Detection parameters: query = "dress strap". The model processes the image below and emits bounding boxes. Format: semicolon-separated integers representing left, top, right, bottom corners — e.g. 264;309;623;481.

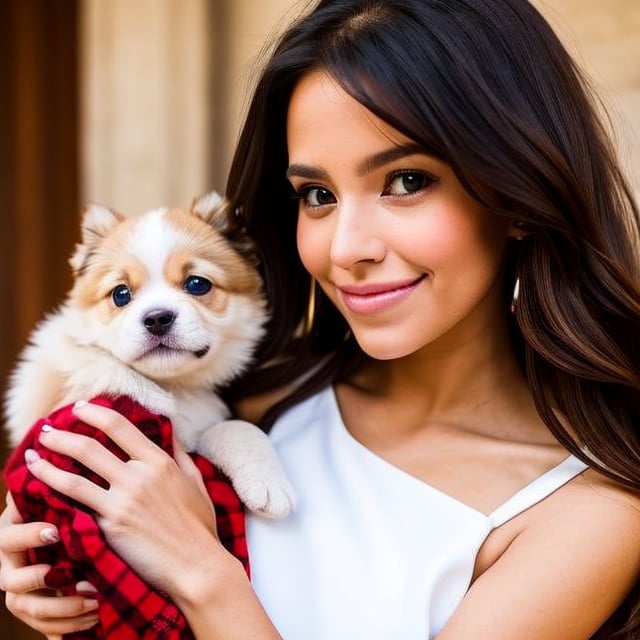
489;455;589;527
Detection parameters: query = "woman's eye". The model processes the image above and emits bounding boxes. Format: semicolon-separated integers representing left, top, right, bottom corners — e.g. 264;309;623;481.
296;186;336;207
112;284;132;307
184;275;213;296
384;171;436;196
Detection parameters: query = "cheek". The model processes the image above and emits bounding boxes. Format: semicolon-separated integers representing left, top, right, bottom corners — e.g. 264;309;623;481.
296;216;329;277
391;212;462;267
95;298;122;325
408;207;506;269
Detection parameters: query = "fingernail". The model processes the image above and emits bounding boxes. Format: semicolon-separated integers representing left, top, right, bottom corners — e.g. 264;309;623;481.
83;599;99;612
25;449;40;465
41;424;53;434
40;527;60;544
78;616;100;630
73;400;89;411
76;580;98;594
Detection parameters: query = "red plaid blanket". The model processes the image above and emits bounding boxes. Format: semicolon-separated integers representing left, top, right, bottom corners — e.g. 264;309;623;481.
3;395;249;639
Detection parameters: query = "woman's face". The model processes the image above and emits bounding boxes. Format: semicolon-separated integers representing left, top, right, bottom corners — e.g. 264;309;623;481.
287;71;513;360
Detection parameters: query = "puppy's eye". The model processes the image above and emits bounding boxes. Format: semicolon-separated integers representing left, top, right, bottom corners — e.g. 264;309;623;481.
184;275;212;296
112;284;132;307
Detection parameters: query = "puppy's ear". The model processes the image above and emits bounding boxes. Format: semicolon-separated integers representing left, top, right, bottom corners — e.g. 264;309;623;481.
190;190;233;234
190;190;259;265
69;204;124;274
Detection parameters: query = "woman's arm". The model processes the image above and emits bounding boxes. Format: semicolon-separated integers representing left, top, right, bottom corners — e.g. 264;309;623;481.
0;494;100;637
20;401;283;639
437;475;640;640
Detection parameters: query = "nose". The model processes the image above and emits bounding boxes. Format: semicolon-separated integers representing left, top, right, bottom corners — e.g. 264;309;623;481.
329;202;386;269
143;309;176;336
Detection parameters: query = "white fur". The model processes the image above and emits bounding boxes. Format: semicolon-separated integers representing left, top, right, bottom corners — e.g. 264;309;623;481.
4;193;295;518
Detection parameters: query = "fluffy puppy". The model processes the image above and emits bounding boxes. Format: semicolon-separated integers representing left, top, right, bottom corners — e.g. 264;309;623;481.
4;191;294;518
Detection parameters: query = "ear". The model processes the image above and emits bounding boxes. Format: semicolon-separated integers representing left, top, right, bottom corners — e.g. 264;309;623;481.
190;190;233;234
69;203;124;274
190;190;259;265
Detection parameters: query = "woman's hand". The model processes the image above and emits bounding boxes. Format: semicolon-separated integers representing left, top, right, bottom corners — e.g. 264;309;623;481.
0;493;99;637
23;401;230;600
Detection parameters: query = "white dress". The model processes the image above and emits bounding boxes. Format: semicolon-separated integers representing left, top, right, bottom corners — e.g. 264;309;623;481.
247;386;588;639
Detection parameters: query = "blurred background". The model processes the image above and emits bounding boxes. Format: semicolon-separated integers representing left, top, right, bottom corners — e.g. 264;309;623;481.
0;0;638;636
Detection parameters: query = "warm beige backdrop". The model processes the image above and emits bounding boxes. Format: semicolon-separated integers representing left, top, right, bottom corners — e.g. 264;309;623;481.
81;0;640;214
533;0;640;196
0;3;638;638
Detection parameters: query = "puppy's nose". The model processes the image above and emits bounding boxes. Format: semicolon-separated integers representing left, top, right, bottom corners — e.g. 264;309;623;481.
143;309;176;336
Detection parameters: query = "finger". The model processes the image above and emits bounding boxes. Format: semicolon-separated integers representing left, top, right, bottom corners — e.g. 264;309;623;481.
173;439;218;535
0;502;17;530
173;438;201;481
38;424;125;482
0;562;53;594
0;520;60;553
173;440;210;497
6;591;99;636
6;590;99;621
1;492;23;526
75;580;98;597
25;450;107;513
71;400;165;461
5;491;20;515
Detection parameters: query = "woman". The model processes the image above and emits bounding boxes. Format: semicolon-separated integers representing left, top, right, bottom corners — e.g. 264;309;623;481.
2;0;640;638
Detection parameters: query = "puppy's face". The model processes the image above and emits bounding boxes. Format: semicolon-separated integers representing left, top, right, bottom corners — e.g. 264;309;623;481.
67;193;266;388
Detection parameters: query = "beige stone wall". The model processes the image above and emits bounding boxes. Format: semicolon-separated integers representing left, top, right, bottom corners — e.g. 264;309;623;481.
80;0;214;213
533;0;640;193
80;0;640;213
218;0;308;175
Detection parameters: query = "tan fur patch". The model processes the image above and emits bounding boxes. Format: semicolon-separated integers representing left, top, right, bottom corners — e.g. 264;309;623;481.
68;205;262;324
165;209;262;294
70;251;151;324
164;249;230;314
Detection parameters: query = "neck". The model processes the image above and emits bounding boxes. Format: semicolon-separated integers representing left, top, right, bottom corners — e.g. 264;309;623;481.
344;314;542;441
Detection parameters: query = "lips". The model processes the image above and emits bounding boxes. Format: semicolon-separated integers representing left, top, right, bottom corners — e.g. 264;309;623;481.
337;275;426;314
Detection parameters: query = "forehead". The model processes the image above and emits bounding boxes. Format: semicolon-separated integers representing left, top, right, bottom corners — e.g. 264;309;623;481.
286;70;412;158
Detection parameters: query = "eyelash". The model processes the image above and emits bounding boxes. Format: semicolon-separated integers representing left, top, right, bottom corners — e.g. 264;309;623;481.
382;170;438;197
291;169;438;209
291;185;335;208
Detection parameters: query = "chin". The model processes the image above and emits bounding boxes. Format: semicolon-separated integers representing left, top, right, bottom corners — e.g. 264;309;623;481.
348;323;426;361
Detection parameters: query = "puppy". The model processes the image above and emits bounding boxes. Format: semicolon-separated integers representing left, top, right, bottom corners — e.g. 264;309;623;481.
4;191;295;518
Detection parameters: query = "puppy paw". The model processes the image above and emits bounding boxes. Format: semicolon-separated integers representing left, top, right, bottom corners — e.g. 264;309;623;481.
195;418;297;518
233;468;297;519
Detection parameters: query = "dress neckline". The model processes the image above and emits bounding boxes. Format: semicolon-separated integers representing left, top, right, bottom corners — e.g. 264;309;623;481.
324;385;589;523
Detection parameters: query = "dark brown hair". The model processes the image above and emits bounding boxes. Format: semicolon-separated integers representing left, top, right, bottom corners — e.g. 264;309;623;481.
224;2;640;633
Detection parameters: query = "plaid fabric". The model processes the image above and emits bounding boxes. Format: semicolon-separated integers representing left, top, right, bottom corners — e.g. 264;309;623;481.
3;395;249;639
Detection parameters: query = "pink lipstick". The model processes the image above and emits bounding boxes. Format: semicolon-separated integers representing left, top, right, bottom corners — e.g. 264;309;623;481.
338;275;426;314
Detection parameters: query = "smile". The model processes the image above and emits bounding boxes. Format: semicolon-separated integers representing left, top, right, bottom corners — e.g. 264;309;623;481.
338;275;427;314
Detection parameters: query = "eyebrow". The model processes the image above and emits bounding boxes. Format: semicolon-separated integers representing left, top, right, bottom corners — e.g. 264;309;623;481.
286;142;426;181
356;143;425;176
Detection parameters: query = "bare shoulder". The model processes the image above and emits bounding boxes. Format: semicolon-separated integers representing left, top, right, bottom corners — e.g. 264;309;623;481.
439;467;640;640
541;466;640;528
492;466;640;581
517;466;640;579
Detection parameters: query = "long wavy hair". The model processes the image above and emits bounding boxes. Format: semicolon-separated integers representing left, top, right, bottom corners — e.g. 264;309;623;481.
224;2;640;634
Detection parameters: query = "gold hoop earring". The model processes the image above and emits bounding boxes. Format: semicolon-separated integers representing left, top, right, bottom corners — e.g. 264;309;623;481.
511;277;520;314
304;278;317;334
